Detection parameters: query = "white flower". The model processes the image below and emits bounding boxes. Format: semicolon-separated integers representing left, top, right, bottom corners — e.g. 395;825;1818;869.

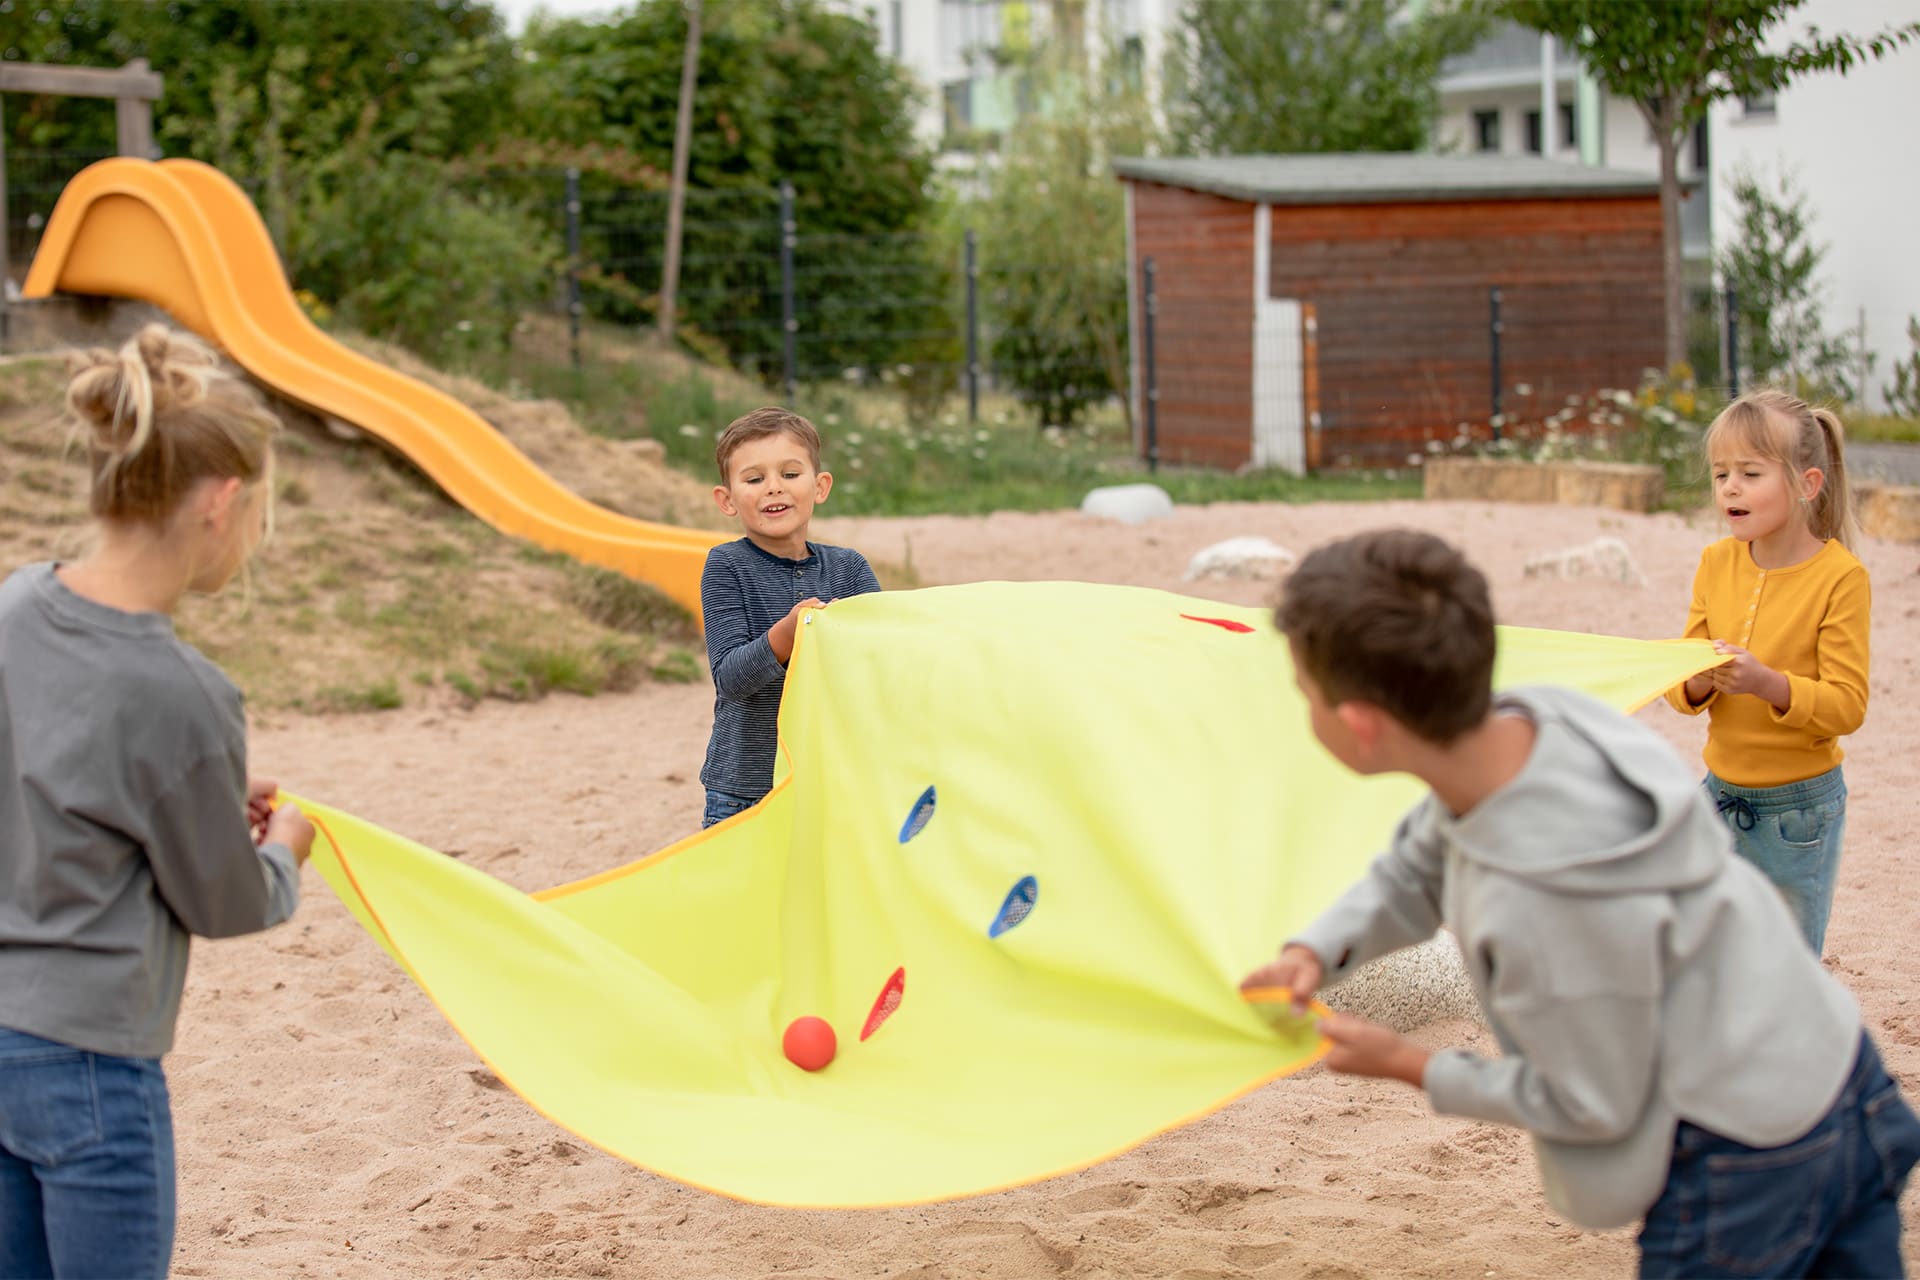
824;413;841;426
1515;383;1533;397
974;429;990;442
454;320;474;333
845;432;863;445
678;424;701;437
896;363;914;377
1426;440;1443;453
1407;453;1424;467
849;457;864;469
972;448;987;460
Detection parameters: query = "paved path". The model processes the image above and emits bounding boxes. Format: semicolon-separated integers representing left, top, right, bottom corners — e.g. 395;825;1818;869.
1850;441;1920;486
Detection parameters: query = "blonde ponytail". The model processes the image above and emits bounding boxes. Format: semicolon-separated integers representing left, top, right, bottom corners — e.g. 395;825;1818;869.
1806;406;1856;551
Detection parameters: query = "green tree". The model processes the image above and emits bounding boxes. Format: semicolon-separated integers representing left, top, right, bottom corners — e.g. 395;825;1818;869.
515;0;937;379
1883;318;1920;418
1717;165;1853;400
0;0;516;159
1500;0;1919;372
1164;0;1489;155
960;33;1159;428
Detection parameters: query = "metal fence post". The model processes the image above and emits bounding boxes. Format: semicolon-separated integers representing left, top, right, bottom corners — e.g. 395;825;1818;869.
1724;286;1741;398
779;181;797;401
1488;286;1504;439
964;227;979;424
1143;256;1159;473
564;167;583;372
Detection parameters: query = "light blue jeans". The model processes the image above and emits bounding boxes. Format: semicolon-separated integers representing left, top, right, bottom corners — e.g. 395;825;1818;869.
1705;765;1847;955
0;1026;175;1279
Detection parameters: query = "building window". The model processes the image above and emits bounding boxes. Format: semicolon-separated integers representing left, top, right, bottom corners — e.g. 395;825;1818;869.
1741;89;1777;117
1473;109;1500;152
1527;104;1575;154
942;78;972;147
1691;117;1709;171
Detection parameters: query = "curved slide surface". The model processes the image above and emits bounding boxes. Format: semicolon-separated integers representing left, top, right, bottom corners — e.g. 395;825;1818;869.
22;157;722;619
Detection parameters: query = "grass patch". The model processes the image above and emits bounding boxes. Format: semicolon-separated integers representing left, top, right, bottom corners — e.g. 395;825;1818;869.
477;638;646;701
1845;412;1920;444
649;648;703;684
565;565;697;639
314;679;403;713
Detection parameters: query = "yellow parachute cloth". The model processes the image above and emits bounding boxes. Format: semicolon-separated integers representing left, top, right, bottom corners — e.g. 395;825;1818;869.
301;581;1718;1208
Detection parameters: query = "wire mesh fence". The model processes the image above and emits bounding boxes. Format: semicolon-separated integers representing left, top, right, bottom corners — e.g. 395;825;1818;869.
5;149;1745;467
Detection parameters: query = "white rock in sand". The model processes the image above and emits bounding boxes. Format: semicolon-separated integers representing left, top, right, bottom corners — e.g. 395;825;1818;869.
1080;483;1174;525
1320;933;1484;1033
1183;535;1296;582
1522;535;1647;587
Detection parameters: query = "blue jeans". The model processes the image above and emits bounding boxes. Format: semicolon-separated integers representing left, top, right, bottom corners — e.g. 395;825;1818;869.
0;1027;175;1279
1705;766;1847;954
702;788;760;829
1638;1032;1920;1278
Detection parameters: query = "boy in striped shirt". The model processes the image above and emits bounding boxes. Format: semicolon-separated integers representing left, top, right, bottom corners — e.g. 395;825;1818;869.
699;407;880;827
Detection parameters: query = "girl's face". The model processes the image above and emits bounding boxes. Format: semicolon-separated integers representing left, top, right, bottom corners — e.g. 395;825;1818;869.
1709;443;1813;546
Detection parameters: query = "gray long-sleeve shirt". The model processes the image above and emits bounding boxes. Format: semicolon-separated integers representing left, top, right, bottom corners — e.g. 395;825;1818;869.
699;537;880;798
0;564;300;1058
1293;684;1860;1230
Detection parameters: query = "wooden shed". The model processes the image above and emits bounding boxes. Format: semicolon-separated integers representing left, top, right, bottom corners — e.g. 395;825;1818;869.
1113;154;1665;472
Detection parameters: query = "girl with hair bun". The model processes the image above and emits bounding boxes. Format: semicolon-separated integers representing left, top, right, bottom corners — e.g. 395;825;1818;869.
0;324;314;1278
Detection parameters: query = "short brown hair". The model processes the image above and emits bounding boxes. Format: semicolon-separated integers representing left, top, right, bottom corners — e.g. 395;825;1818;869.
1275;529;1495;743
67;324;277;525
714;406;822;482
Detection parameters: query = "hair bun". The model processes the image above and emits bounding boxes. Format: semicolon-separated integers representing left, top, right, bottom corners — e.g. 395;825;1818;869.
65;324;218;459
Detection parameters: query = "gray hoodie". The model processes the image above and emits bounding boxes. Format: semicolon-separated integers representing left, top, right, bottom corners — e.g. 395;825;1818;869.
1293;684;1860;1230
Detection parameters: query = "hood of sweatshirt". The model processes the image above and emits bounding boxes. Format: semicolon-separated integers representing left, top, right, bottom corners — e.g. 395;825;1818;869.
1436;684;1729;895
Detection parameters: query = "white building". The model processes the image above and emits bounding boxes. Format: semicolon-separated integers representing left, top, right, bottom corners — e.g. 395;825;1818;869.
843;0;1918;407
1435;3;1920;408
829;0;1184;150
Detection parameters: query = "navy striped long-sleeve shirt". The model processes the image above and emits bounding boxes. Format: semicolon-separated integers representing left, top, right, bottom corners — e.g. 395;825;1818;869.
699;537;881;798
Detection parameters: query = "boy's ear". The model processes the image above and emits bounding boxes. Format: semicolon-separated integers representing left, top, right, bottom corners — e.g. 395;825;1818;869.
813;470;833;504
1336;700;1385;759
712;484;737;517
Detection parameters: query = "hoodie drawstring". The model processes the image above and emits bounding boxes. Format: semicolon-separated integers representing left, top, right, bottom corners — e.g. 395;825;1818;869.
1716;791;1759;832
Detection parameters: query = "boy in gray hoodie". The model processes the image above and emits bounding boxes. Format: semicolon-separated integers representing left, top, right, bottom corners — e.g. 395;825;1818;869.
1243;529;1919;1278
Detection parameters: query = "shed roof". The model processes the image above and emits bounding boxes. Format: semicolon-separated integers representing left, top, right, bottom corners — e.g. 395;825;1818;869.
1112;153;1659;205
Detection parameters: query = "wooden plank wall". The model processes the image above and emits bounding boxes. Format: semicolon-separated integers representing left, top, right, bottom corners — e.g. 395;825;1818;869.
1129;182;1255;468
1267;196;1665;468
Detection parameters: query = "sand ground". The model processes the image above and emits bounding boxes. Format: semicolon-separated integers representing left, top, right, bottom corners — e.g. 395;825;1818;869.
174;498;1920;1278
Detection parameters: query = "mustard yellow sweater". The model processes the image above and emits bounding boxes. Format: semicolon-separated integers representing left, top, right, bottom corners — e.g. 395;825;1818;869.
1666;538;1870;786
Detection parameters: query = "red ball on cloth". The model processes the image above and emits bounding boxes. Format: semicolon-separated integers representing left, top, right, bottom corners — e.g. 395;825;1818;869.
782;1016;837;1071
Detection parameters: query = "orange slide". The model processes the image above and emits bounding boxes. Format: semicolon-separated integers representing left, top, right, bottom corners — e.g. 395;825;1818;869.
22;157;723;620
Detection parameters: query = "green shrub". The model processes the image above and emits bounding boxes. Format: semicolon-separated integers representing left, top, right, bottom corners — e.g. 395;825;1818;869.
294;151;557;368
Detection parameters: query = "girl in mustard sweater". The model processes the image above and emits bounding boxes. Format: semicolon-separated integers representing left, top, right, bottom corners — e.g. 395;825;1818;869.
1667;389;1868;954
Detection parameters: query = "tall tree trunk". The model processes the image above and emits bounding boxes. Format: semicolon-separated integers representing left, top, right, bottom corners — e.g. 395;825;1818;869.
1656;116;1685;372
660;0;702;347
